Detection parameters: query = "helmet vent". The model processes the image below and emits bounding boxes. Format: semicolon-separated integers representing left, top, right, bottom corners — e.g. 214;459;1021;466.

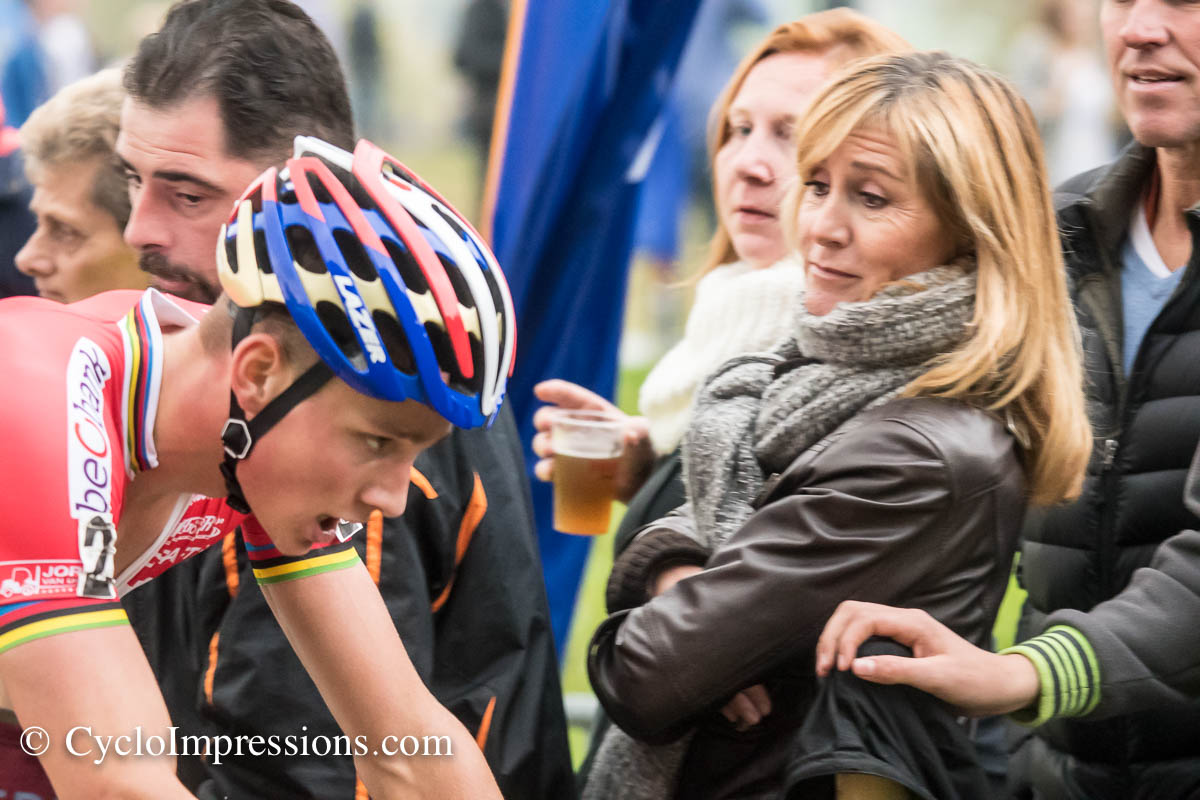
224;235;239;274
333;228;378;282
279;187;297;205
467;331;485;393
482;271;507;353
424;321;479;394
433;205;467;240
382;238;430;295
383;161;420;189
373;311;415;374
253;228;274;275
306;173;334;205
340;171;378;212
440;255;476;309
316;300;364;368
286;225;328;274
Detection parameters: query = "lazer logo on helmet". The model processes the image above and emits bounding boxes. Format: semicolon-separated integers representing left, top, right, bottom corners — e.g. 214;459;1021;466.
333;275;386;364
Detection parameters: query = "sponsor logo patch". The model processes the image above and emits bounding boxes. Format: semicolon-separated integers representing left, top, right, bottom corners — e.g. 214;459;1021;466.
124;498;238;592
65;337;114;522
0;560;85;600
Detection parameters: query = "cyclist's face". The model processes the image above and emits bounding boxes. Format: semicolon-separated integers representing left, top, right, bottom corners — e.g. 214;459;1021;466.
236;376;452;556
116;95;263;304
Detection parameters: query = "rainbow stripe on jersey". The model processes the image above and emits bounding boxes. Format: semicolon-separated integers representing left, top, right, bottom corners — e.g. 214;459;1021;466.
118;292;166;475
0;599;127;655
241;517;361;586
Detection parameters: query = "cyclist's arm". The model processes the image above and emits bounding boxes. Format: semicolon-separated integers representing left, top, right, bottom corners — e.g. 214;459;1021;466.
0;622;194;799
260;557;502;800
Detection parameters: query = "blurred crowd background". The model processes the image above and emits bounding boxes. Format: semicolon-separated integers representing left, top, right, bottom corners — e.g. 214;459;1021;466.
0;0;1126;763
0;0;1123;376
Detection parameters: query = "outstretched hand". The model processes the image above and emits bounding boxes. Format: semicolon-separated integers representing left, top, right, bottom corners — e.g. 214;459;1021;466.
531;379;655;503
815;601;1041;717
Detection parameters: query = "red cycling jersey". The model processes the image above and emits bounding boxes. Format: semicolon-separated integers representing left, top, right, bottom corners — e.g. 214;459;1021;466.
0;290;357;655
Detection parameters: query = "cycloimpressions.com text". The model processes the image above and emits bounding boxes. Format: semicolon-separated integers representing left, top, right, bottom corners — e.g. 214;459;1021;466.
22;724;453;765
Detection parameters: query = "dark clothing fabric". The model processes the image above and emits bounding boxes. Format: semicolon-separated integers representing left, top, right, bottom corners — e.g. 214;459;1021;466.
0;149;35;299
124;556;211;790
613;448;684;555
589;397;1024;799
126;406;574;800
575;448;685;790
1044;522;1200;721
0;721;57;800
1009;731;1200;800
783;640;991;800
1015;143;1200;795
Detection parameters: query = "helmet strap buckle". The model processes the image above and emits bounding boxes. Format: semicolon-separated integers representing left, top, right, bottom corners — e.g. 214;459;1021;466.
221;418;253;460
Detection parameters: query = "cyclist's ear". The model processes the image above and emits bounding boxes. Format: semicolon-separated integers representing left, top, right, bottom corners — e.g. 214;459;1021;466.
230;332;295;415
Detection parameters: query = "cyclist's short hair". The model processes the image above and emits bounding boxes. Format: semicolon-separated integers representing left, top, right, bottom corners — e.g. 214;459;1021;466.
200;296;316;370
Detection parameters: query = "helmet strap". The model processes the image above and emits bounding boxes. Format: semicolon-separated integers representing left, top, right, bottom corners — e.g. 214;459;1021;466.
219;308;333;514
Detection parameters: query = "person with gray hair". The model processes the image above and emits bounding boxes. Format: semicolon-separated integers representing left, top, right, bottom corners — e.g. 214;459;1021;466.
15;67;148;302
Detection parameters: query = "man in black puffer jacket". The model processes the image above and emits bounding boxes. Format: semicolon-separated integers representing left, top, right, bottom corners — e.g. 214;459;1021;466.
1010;1;1200;795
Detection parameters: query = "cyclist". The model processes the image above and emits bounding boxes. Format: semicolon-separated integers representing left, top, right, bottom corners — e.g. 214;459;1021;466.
0;135;513;799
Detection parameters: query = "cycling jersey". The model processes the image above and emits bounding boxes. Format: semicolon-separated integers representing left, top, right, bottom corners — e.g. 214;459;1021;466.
0;289;357;655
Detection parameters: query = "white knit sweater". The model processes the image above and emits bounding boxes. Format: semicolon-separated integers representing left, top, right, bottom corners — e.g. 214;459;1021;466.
637;257;807;455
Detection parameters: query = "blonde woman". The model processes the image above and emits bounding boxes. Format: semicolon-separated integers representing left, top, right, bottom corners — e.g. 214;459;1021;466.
532;11;911;545
586;51;1091;800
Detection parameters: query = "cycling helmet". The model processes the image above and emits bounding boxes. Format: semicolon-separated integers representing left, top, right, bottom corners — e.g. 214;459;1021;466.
219;136;515;427
214;136;516;512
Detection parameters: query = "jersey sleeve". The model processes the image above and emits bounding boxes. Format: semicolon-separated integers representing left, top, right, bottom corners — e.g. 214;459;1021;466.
0;328;130;655
240;517;359;586
0;599;127;656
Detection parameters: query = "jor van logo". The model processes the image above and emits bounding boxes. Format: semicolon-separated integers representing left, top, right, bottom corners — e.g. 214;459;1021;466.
66;337;114;521
0;561;83;599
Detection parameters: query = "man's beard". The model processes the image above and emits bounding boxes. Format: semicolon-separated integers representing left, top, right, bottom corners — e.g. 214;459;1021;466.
139;251;220;304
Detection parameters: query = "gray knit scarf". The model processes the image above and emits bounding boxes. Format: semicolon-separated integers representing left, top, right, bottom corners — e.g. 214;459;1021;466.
583;264;977;800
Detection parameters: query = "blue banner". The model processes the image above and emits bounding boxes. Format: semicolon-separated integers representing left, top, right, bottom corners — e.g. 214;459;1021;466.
486;0;702;653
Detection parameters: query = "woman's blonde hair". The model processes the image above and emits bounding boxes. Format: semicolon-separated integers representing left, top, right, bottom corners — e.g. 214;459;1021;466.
785;51;1090;505
699;9;910;276
20;68;129;229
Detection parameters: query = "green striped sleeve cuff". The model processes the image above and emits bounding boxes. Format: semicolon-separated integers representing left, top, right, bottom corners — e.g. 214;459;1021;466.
1000;625;1101;726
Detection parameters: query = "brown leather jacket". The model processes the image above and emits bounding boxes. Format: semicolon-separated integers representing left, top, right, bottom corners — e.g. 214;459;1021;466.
588;397;1024;797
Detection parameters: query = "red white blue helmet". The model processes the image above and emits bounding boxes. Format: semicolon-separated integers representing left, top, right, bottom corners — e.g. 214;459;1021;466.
217;136;516;429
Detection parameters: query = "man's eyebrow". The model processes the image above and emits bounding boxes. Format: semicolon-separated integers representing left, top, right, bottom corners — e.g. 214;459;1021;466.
116;155;224;194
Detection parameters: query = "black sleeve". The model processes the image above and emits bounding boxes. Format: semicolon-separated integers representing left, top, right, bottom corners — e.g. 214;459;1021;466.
193;517;438;800
1039;528;1200;720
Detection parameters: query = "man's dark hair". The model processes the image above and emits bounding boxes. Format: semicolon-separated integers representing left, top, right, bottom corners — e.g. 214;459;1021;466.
125;0;356;167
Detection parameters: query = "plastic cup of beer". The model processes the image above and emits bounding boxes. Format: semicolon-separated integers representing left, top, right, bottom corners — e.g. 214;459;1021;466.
551;410;625;535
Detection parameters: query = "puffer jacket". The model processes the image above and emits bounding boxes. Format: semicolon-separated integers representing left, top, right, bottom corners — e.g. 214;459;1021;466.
588;397;1024;800
1016;143;1200;797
